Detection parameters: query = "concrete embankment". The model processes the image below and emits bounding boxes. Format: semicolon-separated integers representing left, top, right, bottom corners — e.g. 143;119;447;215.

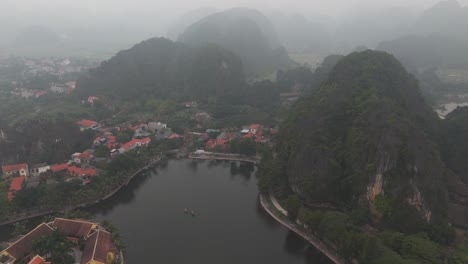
188;153;259;164
259;194;346;264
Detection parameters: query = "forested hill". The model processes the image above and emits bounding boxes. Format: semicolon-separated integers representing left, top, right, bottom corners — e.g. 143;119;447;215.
76;37;245;100
178;8;293;77
0;118;93;165
261;50;450;231
441;106;468;184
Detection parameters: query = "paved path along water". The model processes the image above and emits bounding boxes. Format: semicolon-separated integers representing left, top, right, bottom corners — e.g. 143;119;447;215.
86;159;332;264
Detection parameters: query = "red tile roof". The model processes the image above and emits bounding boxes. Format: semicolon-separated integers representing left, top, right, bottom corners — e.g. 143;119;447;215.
121;137;151;151
52;218;95;238
67;166;97;177
2;163;28;173
120;140;137;151
8;176;26;201
249;124;260;130
50;163;69;172
243;133;254;138
139;137;151;144
4;223;53;260
28;255;48;264
76;120;97;128
75;151;93;160
168;133;182;139
81;230;116;264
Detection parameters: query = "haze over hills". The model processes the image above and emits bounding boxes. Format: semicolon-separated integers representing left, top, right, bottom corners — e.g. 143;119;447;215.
76;37;245;100
166;7;218;40
268;13;332;55
412;0;468;39
177;8;293;77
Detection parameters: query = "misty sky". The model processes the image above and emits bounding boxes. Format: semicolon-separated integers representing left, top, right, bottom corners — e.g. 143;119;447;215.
2;0;468;53
6;0;468;19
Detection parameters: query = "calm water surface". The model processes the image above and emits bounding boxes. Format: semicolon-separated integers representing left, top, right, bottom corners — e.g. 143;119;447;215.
2;159;331;264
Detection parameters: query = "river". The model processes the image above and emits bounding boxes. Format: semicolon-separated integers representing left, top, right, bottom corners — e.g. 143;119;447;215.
86;159;331;264
0;159;330;263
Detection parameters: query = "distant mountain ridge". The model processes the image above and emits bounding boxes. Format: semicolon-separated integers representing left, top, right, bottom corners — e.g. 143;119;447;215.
178;8;293;77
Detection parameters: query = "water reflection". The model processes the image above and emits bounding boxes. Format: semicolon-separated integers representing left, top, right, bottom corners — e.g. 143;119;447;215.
87;169;155;215
1;159;330;264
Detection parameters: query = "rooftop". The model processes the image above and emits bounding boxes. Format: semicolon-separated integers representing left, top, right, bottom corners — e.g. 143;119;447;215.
3;223;53;260
81;230;115;264
2;164;28;172
52;218;96;238
76;120;98;128
8;176;26;201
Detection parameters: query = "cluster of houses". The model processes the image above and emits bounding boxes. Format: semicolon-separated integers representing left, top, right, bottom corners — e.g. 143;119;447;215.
10;81;77;99
0;218;120;264
193;124;274;151
78;119;183;157
1;117;186;202
1;150;99;201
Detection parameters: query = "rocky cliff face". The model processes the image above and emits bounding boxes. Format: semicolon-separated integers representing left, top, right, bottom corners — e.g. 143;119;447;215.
275;51;448;228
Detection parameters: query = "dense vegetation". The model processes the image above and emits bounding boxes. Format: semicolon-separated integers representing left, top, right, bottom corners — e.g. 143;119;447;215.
76;38;245;101
178;8;293;77
440;107;468;183
257;50;463;262
0;117;93;165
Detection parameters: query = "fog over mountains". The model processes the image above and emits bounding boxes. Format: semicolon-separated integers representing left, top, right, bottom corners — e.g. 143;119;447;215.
1;0;468;58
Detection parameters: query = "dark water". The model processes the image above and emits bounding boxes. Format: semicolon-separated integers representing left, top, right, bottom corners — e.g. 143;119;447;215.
2;159;331;264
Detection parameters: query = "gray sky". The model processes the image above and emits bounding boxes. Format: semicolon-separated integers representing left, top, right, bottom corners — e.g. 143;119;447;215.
6;0;468;18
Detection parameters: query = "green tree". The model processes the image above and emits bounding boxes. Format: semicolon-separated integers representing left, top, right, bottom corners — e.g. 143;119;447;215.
285;194;301;221
116;130;134;144
32;230;74;264
238;138;256;156
11;222;27;237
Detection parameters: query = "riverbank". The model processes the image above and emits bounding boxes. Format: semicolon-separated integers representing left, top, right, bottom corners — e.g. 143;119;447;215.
188;152;259;164
259;194;346;264
0;155;165;227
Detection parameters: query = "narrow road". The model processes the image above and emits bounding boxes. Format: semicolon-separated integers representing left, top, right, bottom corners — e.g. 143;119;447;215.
260;194;346;264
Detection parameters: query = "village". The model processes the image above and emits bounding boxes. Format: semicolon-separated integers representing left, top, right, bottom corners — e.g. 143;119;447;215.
0;56;97;100
1;98;276;203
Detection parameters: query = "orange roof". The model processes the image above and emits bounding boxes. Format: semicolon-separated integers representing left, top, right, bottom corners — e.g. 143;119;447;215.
243;133;254;138
168;133;182;139
50;163;69;172
76;119;97;128
2;163;27;172
249;124;260;130
28;255;48;264
8;176;26;201
139;137;151;144
67;166;97;177
75;151;93;160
